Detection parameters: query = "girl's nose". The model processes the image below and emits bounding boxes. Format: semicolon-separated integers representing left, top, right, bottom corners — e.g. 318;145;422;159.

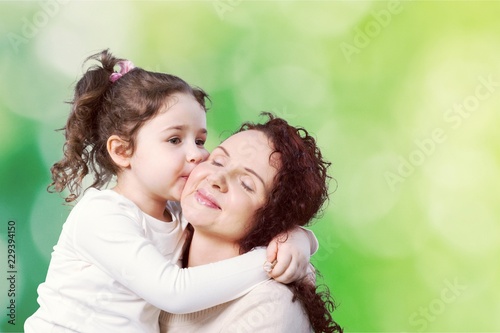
187;146;207;164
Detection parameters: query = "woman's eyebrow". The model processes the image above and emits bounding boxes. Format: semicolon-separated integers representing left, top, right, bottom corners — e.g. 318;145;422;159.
214;146;265;187
214;146;230;156
244;167;265;187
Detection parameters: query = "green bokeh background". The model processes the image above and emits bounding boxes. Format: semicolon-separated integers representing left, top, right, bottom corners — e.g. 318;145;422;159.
1;1;500;332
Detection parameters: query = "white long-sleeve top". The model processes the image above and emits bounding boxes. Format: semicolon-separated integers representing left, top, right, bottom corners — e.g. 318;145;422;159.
159;279;312;332
24;188;269;333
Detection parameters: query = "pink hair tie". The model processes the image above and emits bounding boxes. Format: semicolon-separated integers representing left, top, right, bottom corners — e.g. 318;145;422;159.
109;60;135;83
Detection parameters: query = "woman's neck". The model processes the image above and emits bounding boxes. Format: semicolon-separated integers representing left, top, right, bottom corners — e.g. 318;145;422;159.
187;232;240;267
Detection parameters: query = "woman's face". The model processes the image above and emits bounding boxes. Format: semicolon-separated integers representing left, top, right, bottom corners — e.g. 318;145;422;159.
181;130;279;243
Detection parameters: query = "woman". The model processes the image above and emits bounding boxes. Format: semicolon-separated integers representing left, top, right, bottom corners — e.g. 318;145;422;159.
160;113;342;332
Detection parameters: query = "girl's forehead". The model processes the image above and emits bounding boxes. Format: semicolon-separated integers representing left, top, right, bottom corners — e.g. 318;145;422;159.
160;92;204;113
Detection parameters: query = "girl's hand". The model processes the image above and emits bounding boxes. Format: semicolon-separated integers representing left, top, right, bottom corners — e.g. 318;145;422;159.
265;226;317;284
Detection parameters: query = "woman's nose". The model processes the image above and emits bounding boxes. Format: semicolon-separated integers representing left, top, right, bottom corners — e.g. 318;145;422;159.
207;172;228;193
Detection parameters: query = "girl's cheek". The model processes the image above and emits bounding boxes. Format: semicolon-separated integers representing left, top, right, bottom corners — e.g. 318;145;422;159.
201;149;210;161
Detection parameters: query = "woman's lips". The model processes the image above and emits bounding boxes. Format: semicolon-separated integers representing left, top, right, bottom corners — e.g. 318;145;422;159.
194;189;221;210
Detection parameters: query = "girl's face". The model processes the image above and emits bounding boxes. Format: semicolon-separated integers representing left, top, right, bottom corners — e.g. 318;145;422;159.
124;93;209;209
181;130;279;243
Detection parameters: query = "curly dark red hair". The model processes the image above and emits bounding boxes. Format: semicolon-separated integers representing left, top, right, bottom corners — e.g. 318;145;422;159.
236;113;342;333
237;113;331;252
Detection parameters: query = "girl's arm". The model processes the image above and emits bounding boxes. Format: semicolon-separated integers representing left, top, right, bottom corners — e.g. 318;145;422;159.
73;196;269;314
265;226;318;283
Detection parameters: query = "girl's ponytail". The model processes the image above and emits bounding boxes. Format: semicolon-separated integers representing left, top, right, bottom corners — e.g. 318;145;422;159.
49;50;122;202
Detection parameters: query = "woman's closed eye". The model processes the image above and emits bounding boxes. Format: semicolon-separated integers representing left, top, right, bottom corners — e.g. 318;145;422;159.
211;158;224;167
241;181;254;192
239;174;256;192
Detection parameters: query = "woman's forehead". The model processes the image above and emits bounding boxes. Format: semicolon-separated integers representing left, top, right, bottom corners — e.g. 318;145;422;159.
221;130;271;155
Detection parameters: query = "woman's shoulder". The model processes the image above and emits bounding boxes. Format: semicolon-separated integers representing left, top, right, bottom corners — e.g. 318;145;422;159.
248;279;297;302
245;279;310;319
221;280;311;332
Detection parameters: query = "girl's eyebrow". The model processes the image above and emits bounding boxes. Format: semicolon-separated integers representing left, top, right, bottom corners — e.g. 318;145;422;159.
213;146;265;187
162;125;185;132
162;125;207;134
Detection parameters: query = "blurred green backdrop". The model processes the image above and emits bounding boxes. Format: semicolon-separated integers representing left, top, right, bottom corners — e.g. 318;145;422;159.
1;1;500;332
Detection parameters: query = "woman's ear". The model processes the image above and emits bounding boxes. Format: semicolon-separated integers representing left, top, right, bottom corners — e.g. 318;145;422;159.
107;135;132;168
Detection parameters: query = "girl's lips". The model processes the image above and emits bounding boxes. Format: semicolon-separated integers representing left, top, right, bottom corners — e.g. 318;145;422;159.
194;189;221;210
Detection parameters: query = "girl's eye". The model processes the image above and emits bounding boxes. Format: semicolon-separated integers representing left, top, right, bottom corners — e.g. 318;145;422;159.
196;139;206;146
168;138;181;144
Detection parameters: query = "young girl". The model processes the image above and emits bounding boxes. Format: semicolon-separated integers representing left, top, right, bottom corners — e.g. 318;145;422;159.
24;50;316;332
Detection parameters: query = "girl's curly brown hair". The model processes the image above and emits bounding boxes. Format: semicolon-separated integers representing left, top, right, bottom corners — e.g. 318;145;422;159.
49;49;208;202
